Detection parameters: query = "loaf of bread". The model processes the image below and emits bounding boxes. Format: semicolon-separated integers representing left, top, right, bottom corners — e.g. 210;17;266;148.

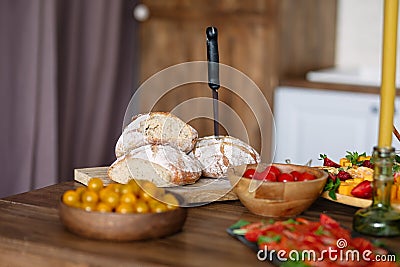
115;112;198;157
190;136;260;178
108;145;203;187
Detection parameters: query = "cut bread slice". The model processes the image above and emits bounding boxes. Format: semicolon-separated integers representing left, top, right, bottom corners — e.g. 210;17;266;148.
115;112;198;157
109;145;202;187
190;135;260;178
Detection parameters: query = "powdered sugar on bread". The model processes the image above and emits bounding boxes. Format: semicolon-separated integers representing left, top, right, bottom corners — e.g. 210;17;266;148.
115;112;198;157
190;135;260;178
109;145;202;187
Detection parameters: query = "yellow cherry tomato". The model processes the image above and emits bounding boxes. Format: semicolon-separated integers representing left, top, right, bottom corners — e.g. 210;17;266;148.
87;178;104;192
81;190;99;205
62;190;80;207
120;193;137;205
147;197;161;209
120;184;134;195
75;186;86;197
140;181;159;197
99;188;110;200
116;203;134;214
139;190;154;202
151;203;168;213
107;183;122;194
81;202;96;212
96;202;113;213
134;200;150;214
127;179;141;195
163;193;179;206
101;190;120;208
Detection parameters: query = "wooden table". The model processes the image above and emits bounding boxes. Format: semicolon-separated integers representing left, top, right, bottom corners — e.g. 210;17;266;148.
0;182;399;267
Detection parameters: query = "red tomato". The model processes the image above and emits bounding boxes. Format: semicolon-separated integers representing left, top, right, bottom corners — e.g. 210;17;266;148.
242;169;256;179
264;172;277;182
245;230;262;242
253;171;264;180
277;173;294;182
290;171;303;181
240;215;393;267
352;237;373;253
295;217;311;225
297;172;316;181
265;165;281;177
320;214;340;229
253;170;277;182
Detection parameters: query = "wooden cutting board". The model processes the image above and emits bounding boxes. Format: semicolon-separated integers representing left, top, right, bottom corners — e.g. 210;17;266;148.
74;167;238;205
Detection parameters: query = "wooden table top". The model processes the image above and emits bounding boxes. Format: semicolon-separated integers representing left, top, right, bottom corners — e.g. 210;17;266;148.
1;181;400;267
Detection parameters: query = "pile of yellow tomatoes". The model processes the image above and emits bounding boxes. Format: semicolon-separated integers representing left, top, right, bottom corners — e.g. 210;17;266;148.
62;178;179;214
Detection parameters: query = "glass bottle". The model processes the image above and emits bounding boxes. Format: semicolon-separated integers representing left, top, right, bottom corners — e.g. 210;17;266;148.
353;146;400;236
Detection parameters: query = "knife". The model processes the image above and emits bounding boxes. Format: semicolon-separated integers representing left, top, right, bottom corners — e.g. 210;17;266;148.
206;26;220;137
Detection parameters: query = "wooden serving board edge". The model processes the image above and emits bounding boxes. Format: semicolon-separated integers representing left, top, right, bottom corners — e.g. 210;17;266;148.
321;191;371;208
321;191;400;211
74;166;111;186
74;166;238;204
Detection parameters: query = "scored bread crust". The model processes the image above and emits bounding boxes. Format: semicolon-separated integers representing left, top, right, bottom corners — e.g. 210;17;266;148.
108;145;203;187
115;112;198;157
190;135;261;178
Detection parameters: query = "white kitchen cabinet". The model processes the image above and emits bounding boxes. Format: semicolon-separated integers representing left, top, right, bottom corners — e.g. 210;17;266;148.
273;86;400;165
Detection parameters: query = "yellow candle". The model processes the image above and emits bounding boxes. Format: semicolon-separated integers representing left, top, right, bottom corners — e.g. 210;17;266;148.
378;0;399;148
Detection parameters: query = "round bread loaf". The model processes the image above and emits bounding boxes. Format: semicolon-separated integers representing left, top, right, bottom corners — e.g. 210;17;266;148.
190;135;260;178
108;145;203;187
115;112;198;157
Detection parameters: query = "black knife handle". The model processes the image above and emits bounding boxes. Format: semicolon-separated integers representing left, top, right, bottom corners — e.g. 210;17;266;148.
206;27;220;91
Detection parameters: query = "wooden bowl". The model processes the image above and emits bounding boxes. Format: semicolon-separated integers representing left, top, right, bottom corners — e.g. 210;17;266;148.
59;199;187;241
227;163;328;218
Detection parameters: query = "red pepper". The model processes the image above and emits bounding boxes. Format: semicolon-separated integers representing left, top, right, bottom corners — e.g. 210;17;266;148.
351;180;372;199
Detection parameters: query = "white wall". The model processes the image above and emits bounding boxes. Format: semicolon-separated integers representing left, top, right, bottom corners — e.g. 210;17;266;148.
336;0;400;73
336;0;383;69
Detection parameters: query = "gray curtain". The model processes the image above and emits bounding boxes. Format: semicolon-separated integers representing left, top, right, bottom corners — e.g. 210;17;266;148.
0;0;138;197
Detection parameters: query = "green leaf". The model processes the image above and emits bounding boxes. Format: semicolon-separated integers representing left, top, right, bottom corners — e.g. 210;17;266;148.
314;225;325;235
328;189;337;200
323;178;334;191
326;178;340;200
393;162;400;174
257;235;281;245
283;218;298;224
232;229;247;235
345;151;367;165
229;219;250;229
345;151;359;164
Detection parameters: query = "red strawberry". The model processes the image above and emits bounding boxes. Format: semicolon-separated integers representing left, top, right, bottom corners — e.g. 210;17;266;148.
336;170;351;181
328;173;337;180
351;180;372;199
319;154;341;168
362;160;374;169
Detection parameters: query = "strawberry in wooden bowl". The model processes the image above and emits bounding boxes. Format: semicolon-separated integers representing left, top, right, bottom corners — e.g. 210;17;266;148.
227;163;328;218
